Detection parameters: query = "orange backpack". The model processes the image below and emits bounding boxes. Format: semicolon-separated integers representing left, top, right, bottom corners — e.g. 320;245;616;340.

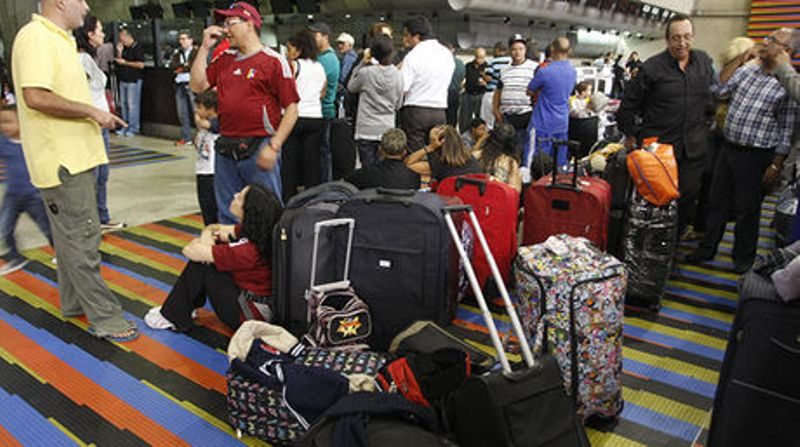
626;141;680;206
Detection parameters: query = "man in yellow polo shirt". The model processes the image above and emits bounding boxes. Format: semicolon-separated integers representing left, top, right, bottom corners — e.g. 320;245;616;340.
12;0;137;342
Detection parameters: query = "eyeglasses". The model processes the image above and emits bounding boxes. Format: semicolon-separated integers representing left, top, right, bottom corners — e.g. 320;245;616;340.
669;33;693;43
764;35;791;50
223;18;245;28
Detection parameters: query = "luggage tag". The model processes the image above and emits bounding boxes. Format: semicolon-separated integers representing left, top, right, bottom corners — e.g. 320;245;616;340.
543;235;570;257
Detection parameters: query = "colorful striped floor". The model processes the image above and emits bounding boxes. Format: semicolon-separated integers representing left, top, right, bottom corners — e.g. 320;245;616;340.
0;143;183;183
0;198;775;446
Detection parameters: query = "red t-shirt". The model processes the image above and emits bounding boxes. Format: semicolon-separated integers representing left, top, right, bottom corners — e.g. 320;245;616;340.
206;48;300;137
212;233;272;296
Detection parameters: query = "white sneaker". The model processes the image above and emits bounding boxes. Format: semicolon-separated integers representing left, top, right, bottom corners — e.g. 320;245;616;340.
144;306;175;330
51;257;57;265
0;258;29;276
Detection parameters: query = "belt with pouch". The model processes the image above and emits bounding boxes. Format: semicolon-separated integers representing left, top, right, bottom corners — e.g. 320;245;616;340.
215;136;264;161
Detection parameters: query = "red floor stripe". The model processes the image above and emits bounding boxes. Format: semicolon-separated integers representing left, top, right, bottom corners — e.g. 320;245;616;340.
3;270;226;394
0;423;23;447
0;320;190;447
103;234;187;271
140;224;195;243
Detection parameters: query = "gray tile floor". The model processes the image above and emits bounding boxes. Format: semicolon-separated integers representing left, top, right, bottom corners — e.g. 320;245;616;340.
6;134;199;255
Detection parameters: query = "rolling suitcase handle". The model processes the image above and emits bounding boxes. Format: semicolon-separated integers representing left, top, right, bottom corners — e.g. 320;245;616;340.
443;204;535;373
308;218;355;295
540;137;582;191
455;176;488;196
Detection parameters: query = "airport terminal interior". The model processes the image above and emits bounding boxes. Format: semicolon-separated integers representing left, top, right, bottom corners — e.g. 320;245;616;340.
0;0;797;445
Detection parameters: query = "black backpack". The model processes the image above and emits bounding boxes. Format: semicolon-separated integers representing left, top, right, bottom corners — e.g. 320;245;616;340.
272;181;359;336
297;392;451;447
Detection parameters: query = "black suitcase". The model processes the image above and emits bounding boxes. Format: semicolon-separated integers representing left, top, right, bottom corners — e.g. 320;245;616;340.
336;188;461;350
707;272;800;447
273;181;358;336
445;206;589;447
622;192;678;310
330;118;356;180
602;150;631;258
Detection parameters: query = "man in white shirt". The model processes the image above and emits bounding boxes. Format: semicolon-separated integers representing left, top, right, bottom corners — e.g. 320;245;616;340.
493;34;537;157
399;17;455;152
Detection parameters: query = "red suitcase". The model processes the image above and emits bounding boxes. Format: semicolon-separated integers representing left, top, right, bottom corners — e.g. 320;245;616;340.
437;174;519;288
522;140;611;249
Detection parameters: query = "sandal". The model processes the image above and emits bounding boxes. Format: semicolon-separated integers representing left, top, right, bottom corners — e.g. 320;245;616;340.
87;325;139;342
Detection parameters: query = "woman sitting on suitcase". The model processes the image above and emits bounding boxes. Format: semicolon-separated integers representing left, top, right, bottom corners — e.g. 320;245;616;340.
472;123;522;191
405;124;481;183
145;184;282;332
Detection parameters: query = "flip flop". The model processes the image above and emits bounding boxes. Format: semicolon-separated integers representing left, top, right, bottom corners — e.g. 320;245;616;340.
87;325;139;342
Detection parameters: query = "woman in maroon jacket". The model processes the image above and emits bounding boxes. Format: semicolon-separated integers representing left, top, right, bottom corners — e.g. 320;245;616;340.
145;183;282;332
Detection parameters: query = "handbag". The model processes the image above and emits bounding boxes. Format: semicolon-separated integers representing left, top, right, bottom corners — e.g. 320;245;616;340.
626;140;680;206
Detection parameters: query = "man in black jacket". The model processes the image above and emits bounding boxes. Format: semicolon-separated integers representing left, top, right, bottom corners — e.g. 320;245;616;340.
169;30;197;146
346;128;419;190
617;14;715;237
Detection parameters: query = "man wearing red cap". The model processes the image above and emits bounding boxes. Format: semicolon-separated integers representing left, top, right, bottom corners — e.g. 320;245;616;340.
191;2;299;223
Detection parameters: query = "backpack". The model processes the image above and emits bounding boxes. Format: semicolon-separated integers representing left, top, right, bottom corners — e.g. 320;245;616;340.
302;287;372;351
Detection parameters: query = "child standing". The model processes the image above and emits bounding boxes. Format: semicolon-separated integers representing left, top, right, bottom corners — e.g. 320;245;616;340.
0;105;53;274
194;90;218;225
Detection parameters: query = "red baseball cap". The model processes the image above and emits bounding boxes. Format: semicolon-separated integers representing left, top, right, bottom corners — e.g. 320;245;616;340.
214;2;262;30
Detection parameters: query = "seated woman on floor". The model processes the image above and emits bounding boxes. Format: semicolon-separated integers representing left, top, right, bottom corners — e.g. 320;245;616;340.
145;184;282;333
472;123;522;191
405;124;481;183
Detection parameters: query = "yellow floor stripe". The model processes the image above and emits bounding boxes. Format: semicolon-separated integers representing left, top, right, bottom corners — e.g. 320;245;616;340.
586;428;648;447
674;264;741;282
622;387;710;428
47;418;90;447
665;280;738;302
462;338;522;363
623;347;719;385
124;226;187;249
460;303;511;323
98;240;181;276
167;216;204;231
0;346;48;384
626;318;727;352
662;299;733;325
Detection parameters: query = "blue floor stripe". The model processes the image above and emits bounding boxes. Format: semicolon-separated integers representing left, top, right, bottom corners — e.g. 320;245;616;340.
24;270;228;375
656;305;731;332
623;358;716;399
665;286;737;309
0;308;243;446
619;401;699;442
624;325;724;362
0;386;77;446
673;268;738;289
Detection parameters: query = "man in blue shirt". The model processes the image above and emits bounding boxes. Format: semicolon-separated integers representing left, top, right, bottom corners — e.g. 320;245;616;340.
526;37;576;170
310;22;340;181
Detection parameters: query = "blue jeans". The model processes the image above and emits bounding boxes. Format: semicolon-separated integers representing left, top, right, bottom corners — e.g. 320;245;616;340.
0;192;53;261
533;129;569;170
175;83;195;141
119;79;143;135
214;138;283;224
95;129;110;223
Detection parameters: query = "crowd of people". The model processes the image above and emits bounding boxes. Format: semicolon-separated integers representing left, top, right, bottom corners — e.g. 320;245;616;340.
2;0;800;342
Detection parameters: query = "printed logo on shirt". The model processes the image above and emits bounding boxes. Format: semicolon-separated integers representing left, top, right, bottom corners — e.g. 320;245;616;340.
246;68;257;79
233;68;242;76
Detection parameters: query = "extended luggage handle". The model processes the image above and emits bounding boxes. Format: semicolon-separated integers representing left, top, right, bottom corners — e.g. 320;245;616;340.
308;218;355;295
443;205;536;374
455;177;487;196
540;137;582;191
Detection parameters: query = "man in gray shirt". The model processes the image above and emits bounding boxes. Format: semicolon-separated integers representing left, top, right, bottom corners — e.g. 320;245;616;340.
347;35;403;168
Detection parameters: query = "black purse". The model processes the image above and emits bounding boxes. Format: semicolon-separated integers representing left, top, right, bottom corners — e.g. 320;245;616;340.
215;136;263;161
